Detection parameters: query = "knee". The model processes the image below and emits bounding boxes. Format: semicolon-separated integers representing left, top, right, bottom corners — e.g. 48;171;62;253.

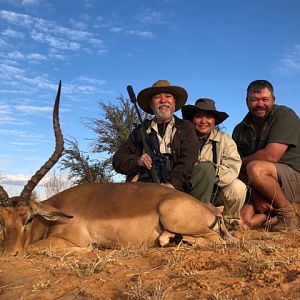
230;180;247;201
217;181;247;217
192;162;215;179
246;161;278;185
246;160;267;178
221;180;247;200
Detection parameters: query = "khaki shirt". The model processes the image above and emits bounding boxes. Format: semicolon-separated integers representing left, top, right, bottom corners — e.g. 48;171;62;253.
147;116;176;154
199;128;242;188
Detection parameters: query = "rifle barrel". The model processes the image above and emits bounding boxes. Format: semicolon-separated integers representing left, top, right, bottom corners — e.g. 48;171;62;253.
126;85;160;183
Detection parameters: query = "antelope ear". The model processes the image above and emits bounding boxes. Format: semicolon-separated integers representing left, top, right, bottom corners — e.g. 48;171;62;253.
32;201;73;221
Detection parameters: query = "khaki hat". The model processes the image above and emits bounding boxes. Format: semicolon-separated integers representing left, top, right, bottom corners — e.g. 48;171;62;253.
137;80;188;114
181;98;229;125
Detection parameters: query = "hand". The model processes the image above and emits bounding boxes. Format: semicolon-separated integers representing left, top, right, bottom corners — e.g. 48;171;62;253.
198;157;207;162
137;153;153;170
161;182;175;189
254;200;273;213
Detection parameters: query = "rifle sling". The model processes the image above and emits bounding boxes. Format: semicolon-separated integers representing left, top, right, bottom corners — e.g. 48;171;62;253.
211;140;219;202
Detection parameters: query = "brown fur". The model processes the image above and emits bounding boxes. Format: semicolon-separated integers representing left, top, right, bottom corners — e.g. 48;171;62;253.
0;182;235;255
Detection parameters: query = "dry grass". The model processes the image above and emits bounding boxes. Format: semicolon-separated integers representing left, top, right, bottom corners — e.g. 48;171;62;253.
124;276;170;300
0;229;299;299
32;280;51;292
70;253;115;277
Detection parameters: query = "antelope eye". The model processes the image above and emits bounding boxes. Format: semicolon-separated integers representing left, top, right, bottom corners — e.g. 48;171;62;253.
25;217;34;225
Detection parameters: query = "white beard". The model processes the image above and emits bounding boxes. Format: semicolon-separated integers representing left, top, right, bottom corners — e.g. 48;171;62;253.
153;104;175;122
154;110;173;122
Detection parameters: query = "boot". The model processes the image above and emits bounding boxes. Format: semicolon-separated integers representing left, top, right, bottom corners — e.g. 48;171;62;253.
270;201;299;232
223;217;241;231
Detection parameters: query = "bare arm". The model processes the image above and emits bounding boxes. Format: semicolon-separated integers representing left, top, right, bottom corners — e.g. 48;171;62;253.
242;142;288;166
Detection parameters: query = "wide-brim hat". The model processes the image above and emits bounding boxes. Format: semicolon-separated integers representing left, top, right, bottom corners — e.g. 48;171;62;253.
181;98;229;125
137;80;188;114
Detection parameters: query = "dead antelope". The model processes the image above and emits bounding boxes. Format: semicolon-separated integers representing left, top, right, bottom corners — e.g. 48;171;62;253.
0;82;234;256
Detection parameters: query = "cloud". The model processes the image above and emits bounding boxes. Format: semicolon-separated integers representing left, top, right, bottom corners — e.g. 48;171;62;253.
0;172;70;187
0;129;26;136
76;76;106;85
1;28;25;39
276;44;300;75
22;0;40;5
30;30;81;51
63;83;97;95
0;59;111;104
27;53;46;61
136;9;164;25
0;100;66;125
1;50;25;59
0;10;107;55
69;18;88;31
110;26;154;38
0;38;8;47
10;141;38;146
0;128;48;157
0;62;66;104
0;173;50;186
13;103;69;116
0;105;12;115
0;10;32;26
0;174;31;186
88;37;105;47
63;82;114;96
127;30;154;38
0;51;47;63
110;27;122;33
15;104;53;114
49;53;66;60
0;68;57;90
0;129;44;141
0;63;24;75
0;116;27;125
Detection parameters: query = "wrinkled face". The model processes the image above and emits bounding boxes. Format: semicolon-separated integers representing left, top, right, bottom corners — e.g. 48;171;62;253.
150;92;175;122
193;111;216;136
0;206;34;256
246;87;275;120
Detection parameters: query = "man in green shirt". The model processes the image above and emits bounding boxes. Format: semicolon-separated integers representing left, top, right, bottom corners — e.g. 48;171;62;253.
233;80;300;231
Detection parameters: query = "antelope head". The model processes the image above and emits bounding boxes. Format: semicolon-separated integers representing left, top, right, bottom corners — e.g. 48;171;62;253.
0;81;69;256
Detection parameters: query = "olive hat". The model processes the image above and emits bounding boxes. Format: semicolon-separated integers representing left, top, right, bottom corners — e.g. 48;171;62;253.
137;80;188;114
181;98;229;125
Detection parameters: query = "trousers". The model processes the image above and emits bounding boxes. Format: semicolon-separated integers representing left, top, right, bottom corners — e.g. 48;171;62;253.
189;161;246;219
189;161;215;203
214;179;247;219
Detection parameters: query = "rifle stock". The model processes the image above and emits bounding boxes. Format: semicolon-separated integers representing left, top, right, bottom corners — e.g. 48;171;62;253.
127;85;160;183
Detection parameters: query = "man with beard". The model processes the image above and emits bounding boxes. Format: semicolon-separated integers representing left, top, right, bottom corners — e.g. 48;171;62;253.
113;80;199;192
233;80;300;231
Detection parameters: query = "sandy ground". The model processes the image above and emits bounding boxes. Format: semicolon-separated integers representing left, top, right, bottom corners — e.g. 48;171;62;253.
1;229;299;300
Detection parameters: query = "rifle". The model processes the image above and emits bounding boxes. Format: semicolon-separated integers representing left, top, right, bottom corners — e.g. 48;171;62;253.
127;85;160;183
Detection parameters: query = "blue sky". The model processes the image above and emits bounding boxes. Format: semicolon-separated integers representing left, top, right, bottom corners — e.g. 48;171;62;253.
1;0;300;197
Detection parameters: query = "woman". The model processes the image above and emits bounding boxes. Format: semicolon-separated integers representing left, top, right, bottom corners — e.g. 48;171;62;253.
181;98;247;225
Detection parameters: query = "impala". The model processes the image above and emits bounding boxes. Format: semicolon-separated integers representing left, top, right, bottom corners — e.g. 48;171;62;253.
0;82;235;256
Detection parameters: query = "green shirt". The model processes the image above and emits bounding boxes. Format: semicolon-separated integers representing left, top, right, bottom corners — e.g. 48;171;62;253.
232;104;300;173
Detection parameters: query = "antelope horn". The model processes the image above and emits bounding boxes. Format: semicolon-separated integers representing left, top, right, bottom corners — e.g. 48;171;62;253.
19;81;64;204
0;185;9;206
